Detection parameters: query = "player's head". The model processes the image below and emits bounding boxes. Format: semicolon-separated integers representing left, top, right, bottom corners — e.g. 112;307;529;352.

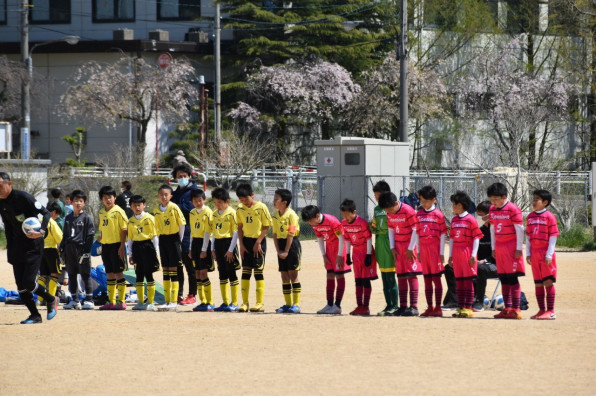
98;186;116;209
373;180;391;202
476;200;491;224
212;187;230;211
450;190;471;214
378;192;399;214
70;190;87;212
172;163;193;180
121;180;132;192
65;193;71;204
301;205;321;226
487;182;508;208
417;185;437;209
158;184;173;206
274;189;292;210
130;194;146;215
50;188;62;199
235;183;255;207
46;201;62;219
532;189;552;210
339;199;357;222
0;172;13;199
190;189;207;209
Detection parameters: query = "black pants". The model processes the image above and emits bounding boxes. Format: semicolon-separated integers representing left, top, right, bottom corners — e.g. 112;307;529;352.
443;265;458;305
12;246;52;317
178;254;197;298
475;263;498;301
64;244;92;301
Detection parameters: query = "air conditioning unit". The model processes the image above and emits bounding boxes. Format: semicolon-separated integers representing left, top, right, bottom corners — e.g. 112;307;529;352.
113;28;134;40
186;31;209;43
149;30;169;41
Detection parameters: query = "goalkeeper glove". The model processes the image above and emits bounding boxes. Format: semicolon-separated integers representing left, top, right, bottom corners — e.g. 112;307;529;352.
365;254;372;267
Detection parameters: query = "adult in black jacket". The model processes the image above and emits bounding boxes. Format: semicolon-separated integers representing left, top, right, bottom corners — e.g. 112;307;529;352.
0;172;58;324
115;180;134;218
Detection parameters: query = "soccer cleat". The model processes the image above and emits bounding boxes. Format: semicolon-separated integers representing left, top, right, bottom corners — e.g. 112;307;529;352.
402;307;419;317
531;310;546;319
20;315;42;324
132;302;147;311
505;309;522;320
494;308;510;319
225;304;239;312
177;296;184;304
276;305;290;313
377;306;391;316
206;304;215;312
287;305;301;314
250;303;265;312
181;294;196;305
113;301;127;310
317;304;333;314
64;300;81;310
451;308;463;318
213;303;229;312
385;307;398;316
349;306;362;315
420;307;435;317
99;303;115;311
146;304;157;311
537;310;556;320
329;305;342;315
441;301;459;311
82;301;95;310
460;308;474;318
393;307;408;316
47;297;58;320
472;302;484;312
431;306;443;317
193;303;207;312
167;303;178;311
156;304;169;311
238;303;249;313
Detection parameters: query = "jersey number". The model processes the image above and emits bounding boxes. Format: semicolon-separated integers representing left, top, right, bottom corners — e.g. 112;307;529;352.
455;230;461;239
102;219;108;226
496;224;502;233
164;219;170;226
423;224;429;234
246;216;253;224
215;223;223;230
137;227;143;234
195;222;201;229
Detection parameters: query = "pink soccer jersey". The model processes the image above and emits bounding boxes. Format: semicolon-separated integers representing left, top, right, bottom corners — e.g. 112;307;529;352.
527;210;559;283
387;202;418;244
417;207;448;276
489;201;525;275
342;215;372;247
449;214;483;279
342;215;378;280
312;214;349;273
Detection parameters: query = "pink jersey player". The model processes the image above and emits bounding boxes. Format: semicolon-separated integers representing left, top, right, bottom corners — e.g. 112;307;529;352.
416;207;448;276
489;201;525;276
449;214;483;280
342;215;378;281
386;203;421;277
526;210;559;284
312;214;350;274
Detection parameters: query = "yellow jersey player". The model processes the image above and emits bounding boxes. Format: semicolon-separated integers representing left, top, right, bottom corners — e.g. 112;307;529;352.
98;186;129;310
153;184;186;311
188;189;216;312
37;201;63;306
127;195;160;311
211;187;240;312
235;183;272;313
272;189;302;314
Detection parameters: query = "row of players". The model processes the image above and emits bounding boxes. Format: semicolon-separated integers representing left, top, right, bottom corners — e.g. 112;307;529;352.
38;181;558;319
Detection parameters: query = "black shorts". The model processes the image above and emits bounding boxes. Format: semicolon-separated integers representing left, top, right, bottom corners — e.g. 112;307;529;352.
498;273;521;285
41;248;61;275
214;238;240;271
241;237;266;269
132;240;160;273
101;242;128;273
191;237;215;272
277;238;301;272
159;233;182;268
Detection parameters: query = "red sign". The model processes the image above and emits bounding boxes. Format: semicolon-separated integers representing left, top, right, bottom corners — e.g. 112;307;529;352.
157;52;173;69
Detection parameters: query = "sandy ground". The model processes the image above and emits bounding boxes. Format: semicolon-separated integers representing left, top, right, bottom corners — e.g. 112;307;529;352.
0;240;595;395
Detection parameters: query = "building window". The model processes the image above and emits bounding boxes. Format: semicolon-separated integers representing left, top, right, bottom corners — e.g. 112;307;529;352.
93;0;135;22
30;0;71;24
157;0;201;20
0;0;6;25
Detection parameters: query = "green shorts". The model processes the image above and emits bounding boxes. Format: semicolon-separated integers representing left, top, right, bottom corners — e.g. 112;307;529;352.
375;235;395;272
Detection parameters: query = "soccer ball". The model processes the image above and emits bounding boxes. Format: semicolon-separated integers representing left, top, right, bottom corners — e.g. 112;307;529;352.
22;217;42;234
482;295;491;310
491;294;505;311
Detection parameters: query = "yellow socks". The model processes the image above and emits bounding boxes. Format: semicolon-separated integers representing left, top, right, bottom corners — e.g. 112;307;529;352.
241;269;251;304
147;281;156;305
197;280;205;304
170;271;179;304
292;282;301;306
117;278;126;304
48;276;59;297
283;283;292;306
219;280;230;305
163;272;171;304
204;280;213;305
230;280;239;306
37;275;48;303
107;279;117;305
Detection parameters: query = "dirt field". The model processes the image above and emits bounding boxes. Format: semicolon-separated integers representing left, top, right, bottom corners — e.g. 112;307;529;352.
1;240;595;395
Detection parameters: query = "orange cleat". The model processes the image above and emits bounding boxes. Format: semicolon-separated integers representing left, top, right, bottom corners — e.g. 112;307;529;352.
530;310;545;319
432;306;443;317
537;310;556;320
494;308;510;319
420;307;434;317
505;309;522;319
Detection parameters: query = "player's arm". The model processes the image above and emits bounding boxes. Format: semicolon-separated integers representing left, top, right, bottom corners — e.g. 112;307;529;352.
470;236;480;267
490;224;495;257
439;232;446;263
365;237;373;267
370;217;377;234
25;196;51;239
545;235;557;265
335;231;345;269
226;230;238;262
388;227;397;261
118;214;127;259
406;227;417;261
514;223;524;258
53;220;63;245
345;240;352;265
254;225;269;257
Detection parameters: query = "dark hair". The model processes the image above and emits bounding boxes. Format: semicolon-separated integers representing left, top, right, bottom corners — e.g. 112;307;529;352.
121;181;132;191
301;205;320;221
130;195;146;204
274;189;292;206
190;189;206;200
235;183;253;198
0;172;10;182
71;189;87;202
476;200;491;214
172;163;193;178
98;186;116;199
533;189;552;207
158;184;173;193
50;188;62;199
373;180;391;193
339;198;357;212
212;187;230;201
378;192;398;209
46;201;63;215
417;185;437;200
450;191;472;211
487;182;508;197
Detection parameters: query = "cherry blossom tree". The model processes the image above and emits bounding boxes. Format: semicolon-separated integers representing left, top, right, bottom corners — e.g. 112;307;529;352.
59;56;198;170
0;56;26;123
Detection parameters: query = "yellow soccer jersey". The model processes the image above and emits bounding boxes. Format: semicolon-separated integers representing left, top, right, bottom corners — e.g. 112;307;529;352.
272;208;300;239
190;206;213;238
236;201;272;238
44;218;63;249
212;207;237;239
153;202;186;236
128;212;158;242
99;205;128;244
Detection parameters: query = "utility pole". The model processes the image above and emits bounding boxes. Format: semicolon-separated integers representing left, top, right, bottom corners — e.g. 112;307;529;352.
20;0;30;160
398;0;408;143
214;2;221;148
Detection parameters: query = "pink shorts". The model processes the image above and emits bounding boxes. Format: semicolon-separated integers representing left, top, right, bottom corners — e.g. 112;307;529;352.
325;240;351;274
530;247;557;283
494;239;525;275
451;244;478;279
419;241;444;276
352;245;378;280
394;241;422;277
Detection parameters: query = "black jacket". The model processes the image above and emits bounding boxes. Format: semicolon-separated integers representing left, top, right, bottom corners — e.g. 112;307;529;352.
59;211;95;255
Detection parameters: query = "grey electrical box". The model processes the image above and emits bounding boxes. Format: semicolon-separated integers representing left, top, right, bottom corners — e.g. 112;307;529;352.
315;137;409;220
113;28;134;40
149;30;170;41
